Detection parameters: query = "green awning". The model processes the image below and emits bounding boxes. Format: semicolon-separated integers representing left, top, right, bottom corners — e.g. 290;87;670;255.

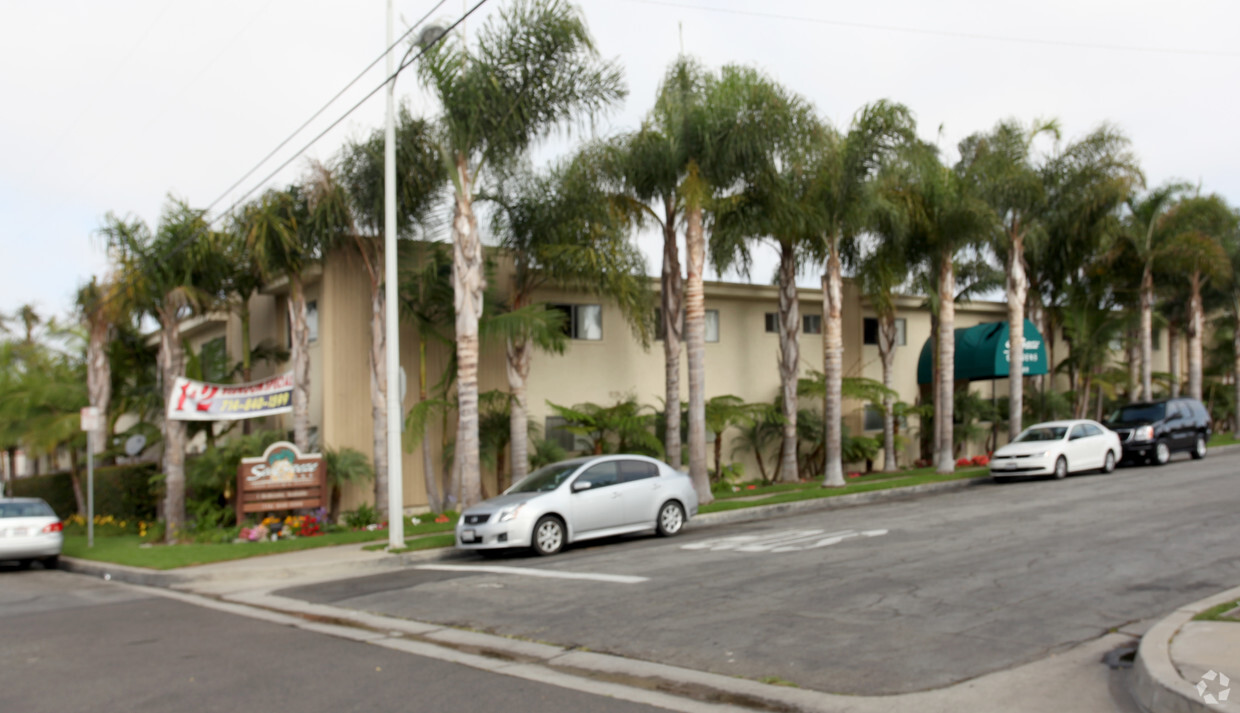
916;319;1048;385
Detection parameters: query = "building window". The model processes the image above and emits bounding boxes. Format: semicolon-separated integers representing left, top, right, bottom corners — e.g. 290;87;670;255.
1152;328;1161;351
764;313;778;334
863;405;884;432
286;299;319;345
551;304;602;340
803;314;822;335
863;317;906;346
705;310;719;343
545;416;589;452
655;308;716;342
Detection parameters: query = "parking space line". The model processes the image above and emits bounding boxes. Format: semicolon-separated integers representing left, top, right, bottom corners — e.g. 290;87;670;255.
414;564;649;584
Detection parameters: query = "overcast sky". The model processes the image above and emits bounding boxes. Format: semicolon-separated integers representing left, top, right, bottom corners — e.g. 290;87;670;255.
3;0;1238;323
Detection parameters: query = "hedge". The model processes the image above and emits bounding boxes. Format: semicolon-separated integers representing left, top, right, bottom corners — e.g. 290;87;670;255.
10;463;159;521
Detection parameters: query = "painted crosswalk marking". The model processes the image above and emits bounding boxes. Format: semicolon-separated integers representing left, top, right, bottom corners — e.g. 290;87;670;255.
681;528;888;553
415;563;649;584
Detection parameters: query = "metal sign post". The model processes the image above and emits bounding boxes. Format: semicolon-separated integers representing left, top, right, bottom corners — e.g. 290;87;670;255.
80;407;100;548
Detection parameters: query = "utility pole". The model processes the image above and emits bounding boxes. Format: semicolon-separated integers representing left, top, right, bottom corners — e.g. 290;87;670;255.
384;0;404;551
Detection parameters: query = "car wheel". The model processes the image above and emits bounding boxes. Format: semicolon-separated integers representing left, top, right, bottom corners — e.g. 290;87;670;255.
1154;440;1171;466
656;501;685;537
1102;451;1116;474
531;516;565;556
41;555;59;570
1053;456;1068;480
16;559;32;570
1191;434;1207;460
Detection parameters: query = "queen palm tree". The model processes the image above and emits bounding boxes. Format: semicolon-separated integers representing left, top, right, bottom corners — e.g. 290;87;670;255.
417;0;625;509
956;119;1059;440
1120;183;1188;400
709;79;820;484
892;143;994;472
1159;194;1237;401
489;151;652;483
801;100;915;487
75;277;126;456
102;201;228;537
334;107;446;514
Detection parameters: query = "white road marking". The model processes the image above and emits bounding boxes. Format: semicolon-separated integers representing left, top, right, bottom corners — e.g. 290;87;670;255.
683;528;890;554
415;564;649;584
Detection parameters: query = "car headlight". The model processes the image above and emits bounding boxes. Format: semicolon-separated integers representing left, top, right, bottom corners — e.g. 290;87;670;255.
1029;451;1047;458
496;504;524;523
1134;426;1154;441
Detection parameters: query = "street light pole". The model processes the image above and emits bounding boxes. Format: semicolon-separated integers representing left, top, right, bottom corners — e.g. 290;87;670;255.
384;0;404;551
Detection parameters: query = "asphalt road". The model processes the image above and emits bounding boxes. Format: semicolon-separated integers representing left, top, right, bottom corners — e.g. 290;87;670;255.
279;453;1240;696
0;568;672;713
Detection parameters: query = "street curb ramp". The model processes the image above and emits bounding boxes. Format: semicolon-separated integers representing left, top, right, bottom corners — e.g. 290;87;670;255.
1132;583;1240;713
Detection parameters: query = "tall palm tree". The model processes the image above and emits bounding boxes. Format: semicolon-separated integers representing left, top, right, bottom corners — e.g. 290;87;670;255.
417;0;625;509
956;119;1059;440
75;277;126;456
709;78;821;484
856;238;908;472
1159;194;1236;401
489;152;652;483
102;201;228;537
1221;226;1240;438
801;100;915;487
892;143;994;472
240;184;330;452
1120;183;1188;400
335;107;446;514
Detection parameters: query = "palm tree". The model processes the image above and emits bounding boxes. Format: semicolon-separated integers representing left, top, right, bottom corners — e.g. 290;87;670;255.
101;201;228;537
703;395;765;484
75;277;125;456
1120;183;1188;400
799;100;916;487
956;119;1059;440
893;143;995;473
1220;225;1240;438
417;0;625;509
708;78;820;485
488;151;653;484
335;107;446;514
239;184;328;452
1159;194;1237;401
856;238;907;472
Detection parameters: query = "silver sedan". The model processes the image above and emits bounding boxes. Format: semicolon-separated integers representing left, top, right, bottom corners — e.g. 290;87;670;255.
0;497;64;569
455;455;699;556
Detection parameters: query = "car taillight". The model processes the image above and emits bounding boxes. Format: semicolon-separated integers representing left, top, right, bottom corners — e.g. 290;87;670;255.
41;522;63;533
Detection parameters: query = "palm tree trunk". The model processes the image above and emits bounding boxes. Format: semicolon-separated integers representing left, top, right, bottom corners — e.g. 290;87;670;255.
506;335;532;483
369;281;389;514
1140;270;1154;400
879;315;897;472
937;258;956;474
158;305;187;540
661;210;683;469
822;245;845;487
930;312;940;465
87;318;111;456
418;338;442;512
452;159;485;509
1006;237;1027;441
289;275;311;451
776;241;800;483
239;303;253;435
684;204;711;504
713;434;723;483
1188;275;1204;401
1169;321;1181;397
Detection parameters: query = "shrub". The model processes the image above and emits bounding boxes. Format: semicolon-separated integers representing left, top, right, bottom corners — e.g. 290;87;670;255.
344;502;380;530
971;455;990;467
955;457;972;467
12;463;158;521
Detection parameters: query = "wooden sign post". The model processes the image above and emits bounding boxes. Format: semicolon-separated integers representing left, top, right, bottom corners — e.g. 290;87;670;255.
236;441;326;523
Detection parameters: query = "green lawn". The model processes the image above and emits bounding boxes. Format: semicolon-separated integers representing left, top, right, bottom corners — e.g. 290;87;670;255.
64;465;990;570
1193;599;1240;622
1209;433;1240;447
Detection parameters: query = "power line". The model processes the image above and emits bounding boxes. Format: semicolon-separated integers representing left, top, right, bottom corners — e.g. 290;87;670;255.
622;0;1240;59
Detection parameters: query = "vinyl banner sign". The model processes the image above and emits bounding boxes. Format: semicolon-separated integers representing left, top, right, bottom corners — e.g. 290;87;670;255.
166;373;294;421
235;441;325;519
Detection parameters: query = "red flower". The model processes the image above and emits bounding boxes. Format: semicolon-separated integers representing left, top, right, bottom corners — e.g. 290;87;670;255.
745;484;757;490
434;514;450;523
971;455;990;467
955;457;971;467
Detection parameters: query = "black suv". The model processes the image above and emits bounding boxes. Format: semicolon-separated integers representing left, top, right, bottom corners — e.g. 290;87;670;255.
1104;397;1212;466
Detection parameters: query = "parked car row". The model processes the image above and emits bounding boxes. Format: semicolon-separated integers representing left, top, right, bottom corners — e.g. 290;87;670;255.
991;397;1212;482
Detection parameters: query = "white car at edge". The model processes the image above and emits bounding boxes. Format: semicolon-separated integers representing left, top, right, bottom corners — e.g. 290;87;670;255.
990;419;1122;481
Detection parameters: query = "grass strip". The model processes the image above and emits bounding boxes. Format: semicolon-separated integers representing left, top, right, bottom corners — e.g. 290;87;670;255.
700;468;988;513
1193;600;1240;622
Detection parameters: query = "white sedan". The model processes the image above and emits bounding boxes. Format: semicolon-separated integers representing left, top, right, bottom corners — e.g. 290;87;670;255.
0;497;64;569
456;455;699;556
990;419;1122;481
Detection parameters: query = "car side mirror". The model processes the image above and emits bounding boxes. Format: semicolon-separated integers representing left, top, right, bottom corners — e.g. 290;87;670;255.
571;480;593;492
1166;413;1181;422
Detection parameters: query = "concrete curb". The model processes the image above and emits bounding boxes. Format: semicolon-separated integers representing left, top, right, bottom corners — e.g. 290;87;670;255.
690;474;989;529
1131;583;1240;713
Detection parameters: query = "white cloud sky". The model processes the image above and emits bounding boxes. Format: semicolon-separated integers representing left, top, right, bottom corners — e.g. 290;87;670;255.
2;0;1237;322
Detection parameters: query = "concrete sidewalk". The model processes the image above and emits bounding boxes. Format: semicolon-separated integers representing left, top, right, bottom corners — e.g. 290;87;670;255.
1132;585;1240;713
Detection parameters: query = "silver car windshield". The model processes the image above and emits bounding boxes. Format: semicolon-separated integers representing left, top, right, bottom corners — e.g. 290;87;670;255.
1014;427;1067;442
507;461;584;493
